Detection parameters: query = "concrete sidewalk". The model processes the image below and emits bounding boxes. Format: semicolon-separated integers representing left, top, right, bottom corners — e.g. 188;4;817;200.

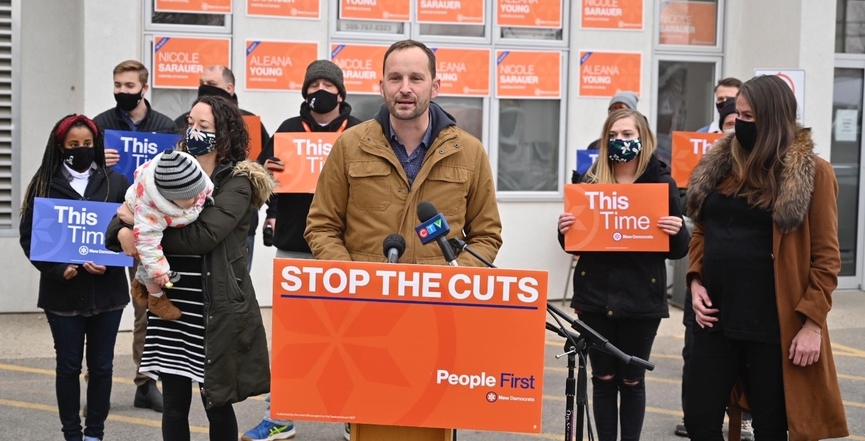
1;291;863;440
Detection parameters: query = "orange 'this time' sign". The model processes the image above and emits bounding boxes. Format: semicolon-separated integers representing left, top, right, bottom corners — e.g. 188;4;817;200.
659;0;718;46
155;0;231;13
247;0;320;19
495;50;561;99
418;0;485;24
578;51;642;98
340;0;410;22
245;41;319;92
581;0;644;30
273;132;341;193
153;37;231;89
564;184;670;252
271;259;547;433
432;47;490;97
671;131;724;188
497;0;562;28
331;44;387;95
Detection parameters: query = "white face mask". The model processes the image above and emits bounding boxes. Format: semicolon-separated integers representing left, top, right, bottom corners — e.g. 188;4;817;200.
724;128;735;134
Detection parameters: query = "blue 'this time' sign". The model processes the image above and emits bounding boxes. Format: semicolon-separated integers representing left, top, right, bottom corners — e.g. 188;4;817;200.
104;129;181;183
28;197;133;267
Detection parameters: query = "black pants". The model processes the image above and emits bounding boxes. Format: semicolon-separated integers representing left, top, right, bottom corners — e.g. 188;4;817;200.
684;332;787;441
579;313;661;441
161;373;237;441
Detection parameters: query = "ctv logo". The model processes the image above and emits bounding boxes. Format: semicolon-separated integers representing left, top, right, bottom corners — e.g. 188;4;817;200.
416;214;450;245
422;219;442;237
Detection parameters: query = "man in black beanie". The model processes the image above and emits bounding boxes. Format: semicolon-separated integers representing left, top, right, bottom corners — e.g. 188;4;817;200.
241;59;363;441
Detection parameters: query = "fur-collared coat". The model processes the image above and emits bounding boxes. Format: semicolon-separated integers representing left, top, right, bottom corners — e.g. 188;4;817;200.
685;129;848;441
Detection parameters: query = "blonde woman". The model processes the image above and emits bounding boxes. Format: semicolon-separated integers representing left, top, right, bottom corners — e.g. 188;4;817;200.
557;109;690;441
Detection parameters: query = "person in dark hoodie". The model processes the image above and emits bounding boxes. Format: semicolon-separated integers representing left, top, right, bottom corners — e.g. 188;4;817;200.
173;65;270;273
557;108;690;441
92;59;174;414
240;59;362;441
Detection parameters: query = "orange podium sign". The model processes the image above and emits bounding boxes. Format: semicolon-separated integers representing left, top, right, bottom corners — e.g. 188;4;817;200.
272;132;340;193
671;131;723;188
564;183;669;252
271;259;548;433
153;36;231;89
580;0;644;30
243;115;263;161
432;47;491;97
331;44;388;94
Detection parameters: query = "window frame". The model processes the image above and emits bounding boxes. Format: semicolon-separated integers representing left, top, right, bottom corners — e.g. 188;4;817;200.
492;0;570;49
411;0;493;44
3;0;19;235
490;50;569;201
653;0;725;54
144;0;232;34
329;0;411;42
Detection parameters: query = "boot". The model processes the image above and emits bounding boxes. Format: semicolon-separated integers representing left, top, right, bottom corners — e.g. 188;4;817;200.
130;278;148;309
148;293;181;321
134;379;164;413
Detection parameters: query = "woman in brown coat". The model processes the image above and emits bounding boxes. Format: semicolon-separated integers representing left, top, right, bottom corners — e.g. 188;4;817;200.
683;75;848;441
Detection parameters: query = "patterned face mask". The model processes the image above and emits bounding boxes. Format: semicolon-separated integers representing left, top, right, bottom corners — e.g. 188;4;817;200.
185;127;217;157
607;138;642;163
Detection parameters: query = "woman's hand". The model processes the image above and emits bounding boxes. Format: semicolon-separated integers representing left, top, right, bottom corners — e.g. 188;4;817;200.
117;203;134;225
82;262;106;275
63;264;79;280
558;213;575;234
658;216;684;235
691;280;719;328
118;228;139;259
790;319;822;367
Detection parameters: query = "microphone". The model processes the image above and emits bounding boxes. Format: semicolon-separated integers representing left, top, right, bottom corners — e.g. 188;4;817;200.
415;201;458;266
382;234;406;263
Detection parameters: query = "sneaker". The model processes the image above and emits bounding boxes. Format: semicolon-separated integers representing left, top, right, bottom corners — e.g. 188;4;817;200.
344;423;351;441
741;418;754;441
241;420;296;441
674;418;688;437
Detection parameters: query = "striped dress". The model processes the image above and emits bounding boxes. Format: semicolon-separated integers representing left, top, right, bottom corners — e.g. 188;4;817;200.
139;255;206;383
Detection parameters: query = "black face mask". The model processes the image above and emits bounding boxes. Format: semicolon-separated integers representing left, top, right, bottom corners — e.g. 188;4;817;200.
307;89;340;114
734;119;758;152
62;147;96;172
198;84;234;101
114;89;143;112
716;101;726;112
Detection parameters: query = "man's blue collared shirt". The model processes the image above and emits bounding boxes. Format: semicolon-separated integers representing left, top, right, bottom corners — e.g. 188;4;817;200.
389;116;433;187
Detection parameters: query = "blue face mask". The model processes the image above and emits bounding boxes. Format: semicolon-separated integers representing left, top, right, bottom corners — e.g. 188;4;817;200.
607;138;642;163
185;127;217;157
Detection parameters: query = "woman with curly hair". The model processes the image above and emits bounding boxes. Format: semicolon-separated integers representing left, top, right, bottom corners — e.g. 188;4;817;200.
19;114;130;441
106;95;275;441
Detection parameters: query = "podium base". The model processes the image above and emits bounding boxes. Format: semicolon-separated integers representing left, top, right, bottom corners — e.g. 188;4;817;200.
352;424;453;441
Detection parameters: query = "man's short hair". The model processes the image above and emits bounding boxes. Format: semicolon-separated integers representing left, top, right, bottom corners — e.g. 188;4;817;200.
113;60;149;85
714;77;742;92
383;40;436;79
208;65;235;86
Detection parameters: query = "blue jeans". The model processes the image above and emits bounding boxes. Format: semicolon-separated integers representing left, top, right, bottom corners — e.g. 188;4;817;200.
46;309;123;441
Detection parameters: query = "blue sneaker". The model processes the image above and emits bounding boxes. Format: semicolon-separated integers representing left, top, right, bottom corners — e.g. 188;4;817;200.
241;420;296;441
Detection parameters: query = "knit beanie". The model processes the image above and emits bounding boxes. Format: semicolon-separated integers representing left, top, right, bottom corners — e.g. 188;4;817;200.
609;91;639;111
718;97;737;126
302;60;347;100
154;150;208;201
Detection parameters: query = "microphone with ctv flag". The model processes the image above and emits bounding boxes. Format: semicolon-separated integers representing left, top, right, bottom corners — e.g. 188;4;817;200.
382;234;406;263
415;201;459;266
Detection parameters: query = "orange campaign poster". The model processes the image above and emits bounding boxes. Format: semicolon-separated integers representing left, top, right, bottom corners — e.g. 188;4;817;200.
417;0;485;25
495;50;561;99
496;0;562;29
564;183;669;252
659;0;718;46
431;47;490;97
243;115;263;161
155;0;231;13
247;0;320;19
581;0;644;30
578;51;642;97
331;44;388;95
272;132;341;193
245;40;319;92
271;259;548;433
340;0;410;22
671;131;723;188
153;36;231;89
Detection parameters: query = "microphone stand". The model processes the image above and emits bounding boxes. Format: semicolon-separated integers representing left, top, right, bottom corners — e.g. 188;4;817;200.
448;238;655;441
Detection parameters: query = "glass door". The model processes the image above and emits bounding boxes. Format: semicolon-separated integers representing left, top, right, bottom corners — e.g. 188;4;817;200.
831;59;865;289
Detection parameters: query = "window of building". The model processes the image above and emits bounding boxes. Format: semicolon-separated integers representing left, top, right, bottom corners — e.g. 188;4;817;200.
496;0;567;44
655;0;723;52
837;0;865;53
145;0;232;34
0;0;14;231
495;99;561;192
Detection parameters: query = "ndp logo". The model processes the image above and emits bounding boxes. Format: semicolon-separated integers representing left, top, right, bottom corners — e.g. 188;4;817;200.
78;246;89;256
